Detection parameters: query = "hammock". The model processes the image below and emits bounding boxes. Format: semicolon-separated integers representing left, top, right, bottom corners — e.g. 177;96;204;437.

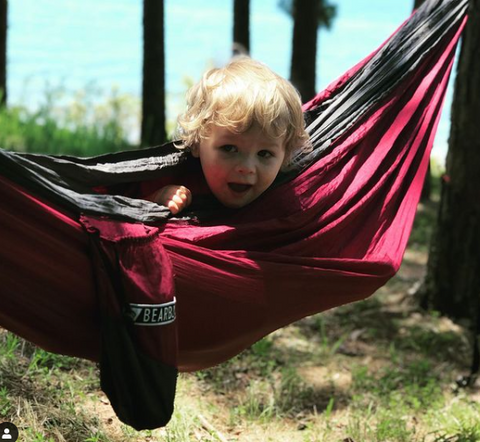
0;0;468;430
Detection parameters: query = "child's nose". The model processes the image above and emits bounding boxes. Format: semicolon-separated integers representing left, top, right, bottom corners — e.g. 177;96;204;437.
236;158;255;174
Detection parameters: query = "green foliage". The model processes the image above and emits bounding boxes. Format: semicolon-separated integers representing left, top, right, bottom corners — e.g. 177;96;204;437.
314;315;346;357
274;367;316;415
232;366;314;422
28;348;80;373
0;332;20;359
352;359;442;410
427;400;480;442
408;200;438;249
408;158;444;249
0;386;11;417
432;428;480;442
196;337;281;393
394;325;466;363
21;430;55;442
0;84;138;156
347;411;416;442
161;399;197;442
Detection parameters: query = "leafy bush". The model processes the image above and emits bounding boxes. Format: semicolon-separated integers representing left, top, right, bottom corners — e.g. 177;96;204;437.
0;84;138;156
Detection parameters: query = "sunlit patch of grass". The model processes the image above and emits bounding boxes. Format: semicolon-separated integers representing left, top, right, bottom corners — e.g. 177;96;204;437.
198;335;324;424
27;347;84;373
161;374;228;442
229;368;315;423
230;378;277;423
346;409;417;442
162;411;194;442
0;332;21;359
425;398;480;442
1;331;104;441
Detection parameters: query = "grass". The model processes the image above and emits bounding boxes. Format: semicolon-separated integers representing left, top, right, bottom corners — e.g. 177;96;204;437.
0;338;105;442
1;98;478;440
4;279;474;442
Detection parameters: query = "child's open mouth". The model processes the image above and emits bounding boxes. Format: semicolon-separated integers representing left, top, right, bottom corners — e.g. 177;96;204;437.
228;183;252;193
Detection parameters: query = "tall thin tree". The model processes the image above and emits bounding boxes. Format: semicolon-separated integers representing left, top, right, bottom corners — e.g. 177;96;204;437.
423;0;480;322
0;0;7;106
280;0;336;103
141;0;166;147
233;0;250;56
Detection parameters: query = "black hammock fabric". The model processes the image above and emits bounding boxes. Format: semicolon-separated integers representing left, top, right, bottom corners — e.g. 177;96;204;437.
0;0;468;430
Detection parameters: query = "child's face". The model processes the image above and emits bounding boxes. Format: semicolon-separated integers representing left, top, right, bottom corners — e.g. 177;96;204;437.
193;125;286;208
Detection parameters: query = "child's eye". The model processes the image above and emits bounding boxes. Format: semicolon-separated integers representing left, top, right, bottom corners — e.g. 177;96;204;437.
258;150;274;159
220;145;237;153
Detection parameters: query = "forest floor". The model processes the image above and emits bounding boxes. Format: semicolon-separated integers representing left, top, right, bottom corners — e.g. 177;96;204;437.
2;199;480;442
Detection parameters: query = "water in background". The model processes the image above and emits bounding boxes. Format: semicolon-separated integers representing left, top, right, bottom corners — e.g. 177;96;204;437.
7;0;452;162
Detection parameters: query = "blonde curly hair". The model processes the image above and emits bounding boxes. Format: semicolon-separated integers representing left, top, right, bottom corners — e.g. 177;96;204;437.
175;57;311;168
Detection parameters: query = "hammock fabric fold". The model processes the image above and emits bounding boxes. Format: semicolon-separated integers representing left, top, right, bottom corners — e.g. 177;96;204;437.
0;0;468;429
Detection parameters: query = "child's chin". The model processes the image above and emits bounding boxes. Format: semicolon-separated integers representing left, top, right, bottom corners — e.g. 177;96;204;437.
220;196;255;209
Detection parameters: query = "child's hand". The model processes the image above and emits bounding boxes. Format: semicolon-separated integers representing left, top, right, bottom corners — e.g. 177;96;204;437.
146;185;192;215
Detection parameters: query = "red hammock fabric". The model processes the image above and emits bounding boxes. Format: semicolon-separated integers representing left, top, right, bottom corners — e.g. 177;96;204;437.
0;6;467;373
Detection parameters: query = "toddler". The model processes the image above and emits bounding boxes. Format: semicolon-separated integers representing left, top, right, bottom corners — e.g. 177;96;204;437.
147;57;310;214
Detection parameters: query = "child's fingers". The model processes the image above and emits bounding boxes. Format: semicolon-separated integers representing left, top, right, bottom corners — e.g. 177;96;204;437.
167;200;180;214
147;185;192;214
169;190;191;214
171;194;185;206
176;186;192;205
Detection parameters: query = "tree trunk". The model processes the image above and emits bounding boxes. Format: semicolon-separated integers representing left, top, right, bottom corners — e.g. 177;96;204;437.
423;0;480;321
0;0;7;106
290;0;319;103
233;0;250;55
141;0;166;147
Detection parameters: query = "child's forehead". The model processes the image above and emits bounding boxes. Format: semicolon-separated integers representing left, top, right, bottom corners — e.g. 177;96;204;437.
208;124;285;148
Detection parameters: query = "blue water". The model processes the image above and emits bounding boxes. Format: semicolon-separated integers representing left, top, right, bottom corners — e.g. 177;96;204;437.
7;0;453;161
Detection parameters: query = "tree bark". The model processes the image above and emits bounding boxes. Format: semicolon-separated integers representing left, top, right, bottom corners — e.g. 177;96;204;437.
0;0;7;106
141;0;166;147
233;0;250;55
290;0;319;103
423;0;480;321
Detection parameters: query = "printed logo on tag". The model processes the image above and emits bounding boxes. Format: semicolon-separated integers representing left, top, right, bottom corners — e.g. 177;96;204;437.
128;298;176;326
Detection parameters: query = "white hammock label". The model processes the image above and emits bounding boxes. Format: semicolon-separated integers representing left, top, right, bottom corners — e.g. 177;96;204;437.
128;298;176;326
